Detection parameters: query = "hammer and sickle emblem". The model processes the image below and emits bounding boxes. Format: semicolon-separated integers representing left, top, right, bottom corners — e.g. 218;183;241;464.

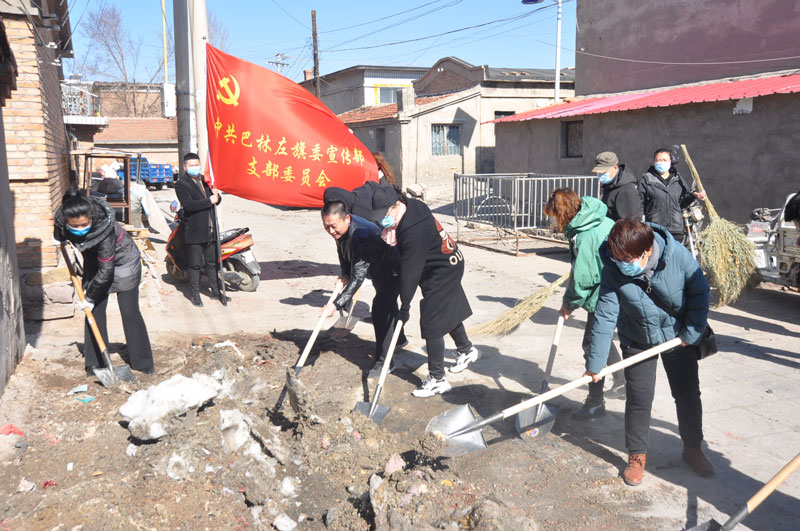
216;75;240;107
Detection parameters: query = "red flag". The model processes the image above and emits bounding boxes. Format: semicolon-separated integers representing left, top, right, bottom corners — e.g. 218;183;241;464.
206;44;378;207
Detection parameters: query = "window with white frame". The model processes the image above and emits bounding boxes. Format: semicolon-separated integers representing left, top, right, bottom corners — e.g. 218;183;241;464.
379;87;399;104
431;124;461;156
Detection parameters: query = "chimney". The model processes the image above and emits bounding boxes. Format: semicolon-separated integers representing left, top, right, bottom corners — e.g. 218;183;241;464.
304;70;313;82
397;86;416;112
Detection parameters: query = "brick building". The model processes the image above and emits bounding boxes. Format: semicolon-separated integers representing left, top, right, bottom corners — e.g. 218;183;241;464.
3;0;73;270
0;15;23;398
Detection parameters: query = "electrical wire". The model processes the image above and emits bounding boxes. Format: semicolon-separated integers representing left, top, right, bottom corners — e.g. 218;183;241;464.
62;0;91;51
270;0;309;30
325;0;463;51
319;0;452;34
323;5;552;53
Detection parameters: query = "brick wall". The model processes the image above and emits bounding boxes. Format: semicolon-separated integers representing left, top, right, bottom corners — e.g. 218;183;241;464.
98;86;163;117
5;14;70;269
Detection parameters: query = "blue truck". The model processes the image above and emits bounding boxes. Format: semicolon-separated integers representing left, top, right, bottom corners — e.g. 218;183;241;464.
117;157;174;190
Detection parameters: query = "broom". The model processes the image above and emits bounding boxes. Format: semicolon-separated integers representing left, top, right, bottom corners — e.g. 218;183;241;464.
681;145;756;307
469;272;569;336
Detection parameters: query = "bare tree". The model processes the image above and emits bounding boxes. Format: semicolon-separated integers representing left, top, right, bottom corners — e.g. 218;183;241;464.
208;11;229;51
81;6;164;117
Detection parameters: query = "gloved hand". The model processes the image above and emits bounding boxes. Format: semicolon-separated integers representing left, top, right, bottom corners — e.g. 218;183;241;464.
397;306;410;323
76;299;94;312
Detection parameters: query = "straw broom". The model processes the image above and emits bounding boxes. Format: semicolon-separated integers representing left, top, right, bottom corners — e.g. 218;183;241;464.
680;145;756;307
469;272;569;336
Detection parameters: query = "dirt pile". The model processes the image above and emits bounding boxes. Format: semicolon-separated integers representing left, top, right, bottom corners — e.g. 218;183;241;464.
0;334;540;530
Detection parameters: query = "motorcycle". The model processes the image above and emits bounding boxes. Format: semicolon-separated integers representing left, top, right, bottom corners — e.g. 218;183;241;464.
165;200;261;292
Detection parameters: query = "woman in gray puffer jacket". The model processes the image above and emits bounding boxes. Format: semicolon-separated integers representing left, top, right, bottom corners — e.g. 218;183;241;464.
54;187;154;376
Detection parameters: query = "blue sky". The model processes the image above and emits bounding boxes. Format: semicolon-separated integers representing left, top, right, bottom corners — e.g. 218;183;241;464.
65;0;577;82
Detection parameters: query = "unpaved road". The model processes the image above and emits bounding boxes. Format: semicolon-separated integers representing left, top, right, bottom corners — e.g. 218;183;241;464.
2;190;798;529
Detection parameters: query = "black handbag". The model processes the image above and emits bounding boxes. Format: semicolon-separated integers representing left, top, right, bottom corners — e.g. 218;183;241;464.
641;283;717;360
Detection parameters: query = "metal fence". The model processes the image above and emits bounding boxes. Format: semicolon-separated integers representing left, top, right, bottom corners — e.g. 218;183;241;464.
61;82;98;117
453;172;600;256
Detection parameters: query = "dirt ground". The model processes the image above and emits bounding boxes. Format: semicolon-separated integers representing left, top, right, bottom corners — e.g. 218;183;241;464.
0;323;681;530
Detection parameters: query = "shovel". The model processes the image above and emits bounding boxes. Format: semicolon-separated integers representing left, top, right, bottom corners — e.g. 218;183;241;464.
60;244;137;387
273;284;342;410
353;321;403;425
687;452;800;531
426;337;682;456
329;288;360;339
515;315;564;440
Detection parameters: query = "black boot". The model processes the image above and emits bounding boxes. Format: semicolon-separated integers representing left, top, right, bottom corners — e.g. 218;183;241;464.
191;292;203;307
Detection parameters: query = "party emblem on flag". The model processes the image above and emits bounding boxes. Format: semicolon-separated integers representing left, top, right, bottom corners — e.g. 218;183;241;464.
206;44;378;208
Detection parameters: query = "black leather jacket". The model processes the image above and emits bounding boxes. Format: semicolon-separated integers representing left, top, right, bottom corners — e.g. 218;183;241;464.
334;214;399;310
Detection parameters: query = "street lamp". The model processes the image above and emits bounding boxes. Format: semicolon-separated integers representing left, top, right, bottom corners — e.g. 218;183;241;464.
522;0;562;103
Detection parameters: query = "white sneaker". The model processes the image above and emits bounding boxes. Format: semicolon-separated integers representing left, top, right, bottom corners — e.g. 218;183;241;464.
411;377;452;397
449;347;480;373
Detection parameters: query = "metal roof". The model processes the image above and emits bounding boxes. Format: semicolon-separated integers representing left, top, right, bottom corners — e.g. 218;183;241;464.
492;73;800;123
485;67;575;83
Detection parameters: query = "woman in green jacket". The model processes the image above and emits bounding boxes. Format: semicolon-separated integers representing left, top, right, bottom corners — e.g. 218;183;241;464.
544;188;624;420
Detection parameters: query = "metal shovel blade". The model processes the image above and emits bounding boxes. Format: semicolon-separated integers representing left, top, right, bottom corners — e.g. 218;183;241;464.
329;312;359;339
515;403;560;440
353;401;391;425
92;365;137;388
425;404;488;457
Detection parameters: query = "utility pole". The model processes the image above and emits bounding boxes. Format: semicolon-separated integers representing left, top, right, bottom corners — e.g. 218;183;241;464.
267;53;290;74
173;0;194;166
312;10;320;98
161;0;168;84
189;0;209;168
554;0;562;103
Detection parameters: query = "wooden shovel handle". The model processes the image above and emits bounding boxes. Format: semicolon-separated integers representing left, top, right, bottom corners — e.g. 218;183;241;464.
60;243;110;354
543;315;564;380
295;284;343;369
374;321;404;388
747;452;800;513
502;337;682;419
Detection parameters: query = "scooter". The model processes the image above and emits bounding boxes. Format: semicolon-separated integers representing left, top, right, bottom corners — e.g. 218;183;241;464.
165;200;261;292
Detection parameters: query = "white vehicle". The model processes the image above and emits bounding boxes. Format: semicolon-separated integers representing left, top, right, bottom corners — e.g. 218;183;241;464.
748;193;800;290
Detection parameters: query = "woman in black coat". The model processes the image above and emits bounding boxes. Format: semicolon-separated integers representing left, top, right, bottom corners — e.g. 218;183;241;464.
54;187;154;375
369;187;479;397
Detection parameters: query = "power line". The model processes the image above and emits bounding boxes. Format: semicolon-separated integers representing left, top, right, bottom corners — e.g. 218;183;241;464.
319;0;452;34
270;0;308;30
325;0;464;52
323;5;553;53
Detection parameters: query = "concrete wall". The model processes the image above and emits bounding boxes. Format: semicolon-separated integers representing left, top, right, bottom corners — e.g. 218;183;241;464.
5;15;70;269
402;84;575;196
349;121;403;187
362;70;423;107
575;0;800;95
495;93;800;223
301;70;365;115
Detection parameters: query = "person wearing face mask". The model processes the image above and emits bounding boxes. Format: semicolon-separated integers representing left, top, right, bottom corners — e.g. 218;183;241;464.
174;152;228;307
543;188;626;422
591;151;642;221
638;148;707;243
585;218;713;487
368;187;479;397
320;200;406;378
54;187;154;376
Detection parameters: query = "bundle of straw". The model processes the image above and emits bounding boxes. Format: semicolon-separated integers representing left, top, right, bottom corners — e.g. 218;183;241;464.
469;272;569;336
681;145;756;306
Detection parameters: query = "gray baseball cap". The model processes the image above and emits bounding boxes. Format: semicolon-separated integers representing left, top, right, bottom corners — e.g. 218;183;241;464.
592;151;619;173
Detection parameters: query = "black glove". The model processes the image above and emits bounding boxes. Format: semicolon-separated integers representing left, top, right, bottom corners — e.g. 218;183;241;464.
397;306;410;323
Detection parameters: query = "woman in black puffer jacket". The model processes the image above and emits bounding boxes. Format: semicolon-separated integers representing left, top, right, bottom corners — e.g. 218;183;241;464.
54;187;154;376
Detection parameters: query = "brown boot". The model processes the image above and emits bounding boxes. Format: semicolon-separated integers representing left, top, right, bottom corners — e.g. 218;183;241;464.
683;446;715;477
622;453;646;486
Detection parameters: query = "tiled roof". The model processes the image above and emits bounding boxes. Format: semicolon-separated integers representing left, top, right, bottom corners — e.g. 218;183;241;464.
492;72;800;123
337;94;458;124
94;117;177;143
485;68;575;83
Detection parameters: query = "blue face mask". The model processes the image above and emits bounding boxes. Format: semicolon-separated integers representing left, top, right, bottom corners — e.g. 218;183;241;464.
654;161;671;173
67;223;91;237
380;215;395;228
598;173;614;184
187;167;201;177
616;260;644;277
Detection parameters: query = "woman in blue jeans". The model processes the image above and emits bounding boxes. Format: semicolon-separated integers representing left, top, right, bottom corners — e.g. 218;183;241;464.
585;218;714;486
